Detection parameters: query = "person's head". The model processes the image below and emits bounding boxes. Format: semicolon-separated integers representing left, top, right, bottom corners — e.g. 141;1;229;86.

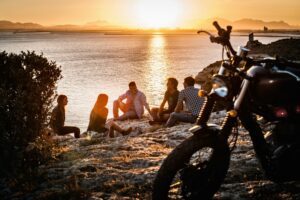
183;76;195;88
167;78;178;91
94;94;109;110
129;81;138;95
57;95;68;107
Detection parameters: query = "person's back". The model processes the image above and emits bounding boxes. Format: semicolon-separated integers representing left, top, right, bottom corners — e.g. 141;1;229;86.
88;93;133;137
88;107;108;133
180;86;203;116
50;105;65;133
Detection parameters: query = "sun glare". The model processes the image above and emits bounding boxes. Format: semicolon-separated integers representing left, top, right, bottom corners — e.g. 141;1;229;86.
136;0;181;29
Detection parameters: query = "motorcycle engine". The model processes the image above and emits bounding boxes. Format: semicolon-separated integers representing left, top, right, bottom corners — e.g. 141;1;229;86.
267;119;300;182
272;119;300;145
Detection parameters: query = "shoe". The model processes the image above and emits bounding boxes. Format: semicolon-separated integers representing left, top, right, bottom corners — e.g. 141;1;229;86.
122;127;132;136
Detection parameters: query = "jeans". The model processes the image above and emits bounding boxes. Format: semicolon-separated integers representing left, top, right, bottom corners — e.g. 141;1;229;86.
113;100;138;121
165;112;197;127
58;126;80;138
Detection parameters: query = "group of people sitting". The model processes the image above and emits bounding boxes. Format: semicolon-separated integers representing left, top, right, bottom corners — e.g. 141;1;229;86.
50;76;204;138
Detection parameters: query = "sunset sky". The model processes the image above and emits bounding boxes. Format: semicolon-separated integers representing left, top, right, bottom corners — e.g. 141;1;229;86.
1;0;300;28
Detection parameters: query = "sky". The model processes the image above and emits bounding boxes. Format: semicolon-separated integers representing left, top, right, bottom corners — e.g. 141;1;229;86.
0;0;300;28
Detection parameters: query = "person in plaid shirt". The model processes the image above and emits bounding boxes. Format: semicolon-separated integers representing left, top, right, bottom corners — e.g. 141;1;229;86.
165;76;204;127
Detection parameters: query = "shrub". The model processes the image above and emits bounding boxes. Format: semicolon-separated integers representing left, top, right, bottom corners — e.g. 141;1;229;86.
0;51;62;177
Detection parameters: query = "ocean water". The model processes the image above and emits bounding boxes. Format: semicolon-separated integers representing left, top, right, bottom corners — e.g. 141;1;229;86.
0;32;287;130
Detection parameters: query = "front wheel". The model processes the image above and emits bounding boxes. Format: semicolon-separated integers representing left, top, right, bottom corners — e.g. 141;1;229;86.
153;131;230;200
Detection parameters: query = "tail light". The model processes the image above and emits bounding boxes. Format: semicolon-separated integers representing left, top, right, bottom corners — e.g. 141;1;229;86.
274;107;288;118
296;105;300;113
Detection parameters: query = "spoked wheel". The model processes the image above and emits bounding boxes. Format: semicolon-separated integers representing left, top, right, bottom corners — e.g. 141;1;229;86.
153;131;230;200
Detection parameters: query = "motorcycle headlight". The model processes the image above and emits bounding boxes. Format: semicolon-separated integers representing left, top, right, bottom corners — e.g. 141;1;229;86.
212;76;229;98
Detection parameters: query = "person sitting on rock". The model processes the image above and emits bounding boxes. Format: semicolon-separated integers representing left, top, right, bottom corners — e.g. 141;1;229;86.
50;95;80;138
149;78;179;125
88;93;132;138
113;81;152;121
165;76;204;127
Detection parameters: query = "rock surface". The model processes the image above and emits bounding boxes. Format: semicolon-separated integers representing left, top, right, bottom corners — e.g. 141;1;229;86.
2;114;299;199
246;38;300;61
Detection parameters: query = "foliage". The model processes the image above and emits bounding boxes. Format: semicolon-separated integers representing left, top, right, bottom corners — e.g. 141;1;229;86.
0;51;62;178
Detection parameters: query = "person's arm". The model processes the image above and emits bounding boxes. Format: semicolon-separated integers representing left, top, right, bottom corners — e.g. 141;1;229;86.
174;91;184;113
159;93;167;114
174;101;183;113
118;91;128;101
103;108;109;121
159;99;167;113
141;93;151;115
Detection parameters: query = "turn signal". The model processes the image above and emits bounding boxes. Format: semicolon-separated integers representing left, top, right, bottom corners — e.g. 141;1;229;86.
227;110;238;117
198;90;207;97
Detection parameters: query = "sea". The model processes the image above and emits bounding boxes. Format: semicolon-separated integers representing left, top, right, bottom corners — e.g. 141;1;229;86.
0;31;291;130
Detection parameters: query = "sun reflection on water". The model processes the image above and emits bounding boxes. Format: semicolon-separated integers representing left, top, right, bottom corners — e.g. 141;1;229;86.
145;35;169;106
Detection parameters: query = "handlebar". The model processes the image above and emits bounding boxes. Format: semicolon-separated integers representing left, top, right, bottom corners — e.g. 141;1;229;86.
198;21;237;56
212;21;224;36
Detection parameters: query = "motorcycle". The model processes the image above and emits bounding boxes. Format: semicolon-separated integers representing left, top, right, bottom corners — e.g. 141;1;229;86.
152;21;300;199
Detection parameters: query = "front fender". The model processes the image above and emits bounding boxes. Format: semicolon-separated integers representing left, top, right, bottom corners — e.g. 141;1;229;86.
189;124;221;136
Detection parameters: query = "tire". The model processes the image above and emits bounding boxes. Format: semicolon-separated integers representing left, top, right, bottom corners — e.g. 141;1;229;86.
152;131;230;200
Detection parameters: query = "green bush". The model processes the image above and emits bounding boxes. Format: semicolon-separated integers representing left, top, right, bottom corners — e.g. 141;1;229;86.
0;51;62;177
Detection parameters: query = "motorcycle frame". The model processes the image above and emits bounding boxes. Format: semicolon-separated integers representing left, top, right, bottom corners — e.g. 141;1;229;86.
190;56;271;171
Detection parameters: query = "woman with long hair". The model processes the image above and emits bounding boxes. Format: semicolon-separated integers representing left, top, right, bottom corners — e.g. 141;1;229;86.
88;94;132;138
50;95;80;138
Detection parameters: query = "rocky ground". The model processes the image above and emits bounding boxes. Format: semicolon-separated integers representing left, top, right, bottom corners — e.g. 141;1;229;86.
3;113;299;200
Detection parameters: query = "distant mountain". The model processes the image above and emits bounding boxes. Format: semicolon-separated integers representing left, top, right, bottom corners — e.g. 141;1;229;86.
0;20;43;30
199;18;300;30
85;20;109;27
0;18;299;31
0;20;122;31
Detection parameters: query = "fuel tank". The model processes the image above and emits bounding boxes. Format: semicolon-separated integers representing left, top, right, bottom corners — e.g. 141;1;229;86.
247;66;300;106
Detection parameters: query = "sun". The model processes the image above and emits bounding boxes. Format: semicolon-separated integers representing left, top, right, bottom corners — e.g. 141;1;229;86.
136;0;181;29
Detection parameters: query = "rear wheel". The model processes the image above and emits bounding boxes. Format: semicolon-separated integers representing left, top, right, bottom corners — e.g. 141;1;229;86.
153;131;230;199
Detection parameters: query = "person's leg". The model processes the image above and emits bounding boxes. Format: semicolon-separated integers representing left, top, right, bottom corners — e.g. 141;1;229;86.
151;107;160;122
58;126;80;138
113;100;128;119
108;121;132;138
113;100;120;119
160;113;171;122
118;110;138;121
165;112;196;127
165;112;178;127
